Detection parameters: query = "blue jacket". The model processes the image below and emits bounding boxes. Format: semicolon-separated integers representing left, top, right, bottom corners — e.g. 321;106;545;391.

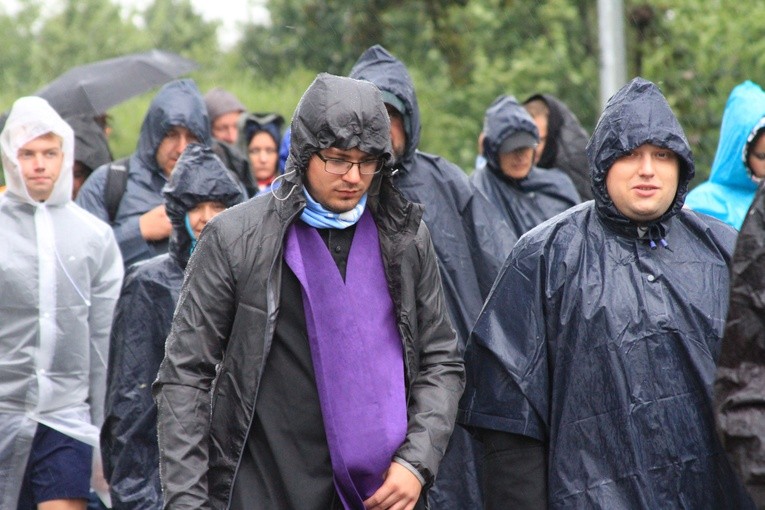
76;79;211;266
472;95;581;238
100;145;243;510
685;81;765;229
460;78;754;509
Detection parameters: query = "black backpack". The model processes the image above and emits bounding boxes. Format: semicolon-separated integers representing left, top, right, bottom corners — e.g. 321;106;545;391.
104;157;129;223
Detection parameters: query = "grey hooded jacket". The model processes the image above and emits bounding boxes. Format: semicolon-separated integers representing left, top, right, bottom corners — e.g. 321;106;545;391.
76;79;211;267
153;74;464;509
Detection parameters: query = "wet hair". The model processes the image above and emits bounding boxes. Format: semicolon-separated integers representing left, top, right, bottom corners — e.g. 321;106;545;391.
744;121;765;175
524;98;550;120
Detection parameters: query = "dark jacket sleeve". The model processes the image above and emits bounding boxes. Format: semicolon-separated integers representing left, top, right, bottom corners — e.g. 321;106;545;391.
152;225;237;510
101;275;168;510
458;238;550;441
394;221;465;485
715;185;765;507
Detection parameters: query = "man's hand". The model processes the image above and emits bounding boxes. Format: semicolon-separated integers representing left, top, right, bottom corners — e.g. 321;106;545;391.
139;204;172;241
363;461;422;510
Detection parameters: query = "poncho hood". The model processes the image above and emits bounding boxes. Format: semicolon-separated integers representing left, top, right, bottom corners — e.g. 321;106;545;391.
349;45;421;166
587;77;694;234
162;143;244;268
136;79;211;177
482;95;540;179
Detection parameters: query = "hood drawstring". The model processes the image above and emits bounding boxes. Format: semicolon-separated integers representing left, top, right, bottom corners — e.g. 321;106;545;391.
646;223;668;250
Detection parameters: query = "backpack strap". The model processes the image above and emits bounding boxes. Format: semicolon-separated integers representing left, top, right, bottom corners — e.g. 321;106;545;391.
104;157;130;223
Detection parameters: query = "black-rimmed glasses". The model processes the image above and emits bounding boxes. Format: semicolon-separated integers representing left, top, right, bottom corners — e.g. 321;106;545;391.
315;152;383;175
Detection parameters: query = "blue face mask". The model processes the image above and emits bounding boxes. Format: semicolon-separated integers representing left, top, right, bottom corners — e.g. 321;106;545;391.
184;213;197;254
300;188;367;230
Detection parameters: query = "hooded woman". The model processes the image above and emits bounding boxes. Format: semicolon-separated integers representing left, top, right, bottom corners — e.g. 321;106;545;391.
685;81;765;229
237;112;285;196
100;144;243;510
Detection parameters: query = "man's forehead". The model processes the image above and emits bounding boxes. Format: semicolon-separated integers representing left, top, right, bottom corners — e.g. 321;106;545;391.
165;125;194;135
19;132;62;149
624;142;676;154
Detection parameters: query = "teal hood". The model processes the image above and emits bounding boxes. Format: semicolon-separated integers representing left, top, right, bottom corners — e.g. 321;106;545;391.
685;81;765;229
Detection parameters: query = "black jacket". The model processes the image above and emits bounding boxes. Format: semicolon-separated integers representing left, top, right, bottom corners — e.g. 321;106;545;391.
153;74;464;509
715;181;765;508
101;145;243;509
460;77;753;508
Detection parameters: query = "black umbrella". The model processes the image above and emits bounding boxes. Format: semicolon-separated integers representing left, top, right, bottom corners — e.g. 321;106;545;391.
34;49;199;118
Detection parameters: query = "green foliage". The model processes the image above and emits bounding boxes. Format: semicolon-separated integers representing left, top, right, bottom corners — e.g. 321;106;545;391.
143;0;220;67
3;0;765;188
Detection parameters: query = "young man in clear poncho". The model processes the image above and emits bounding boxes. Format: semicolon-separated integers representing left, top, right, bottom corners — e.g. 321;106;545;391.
0;97;123;509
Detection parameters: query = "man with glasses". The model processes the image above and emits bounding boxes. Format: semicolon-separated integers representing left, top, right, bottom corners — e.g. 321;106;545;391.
153;73;464;510
471;95;581;239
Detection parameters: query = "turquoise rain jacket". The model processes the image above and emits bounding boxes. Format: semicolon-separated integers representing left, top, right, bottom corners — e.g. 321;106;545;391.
685;81;765;229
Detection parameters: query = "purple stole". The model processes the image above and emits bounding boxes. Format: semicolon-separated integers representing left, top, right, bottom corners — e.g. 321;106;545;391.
283;209;408;508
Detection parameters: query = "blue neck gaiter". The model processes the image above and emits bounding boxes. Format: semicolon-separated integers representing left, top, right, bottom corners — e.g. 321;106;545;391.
300;188;367;229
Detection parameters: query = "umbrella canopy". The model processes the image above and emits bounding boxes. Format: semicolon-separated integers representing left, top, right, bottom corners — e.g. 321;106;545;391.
34;49;199;118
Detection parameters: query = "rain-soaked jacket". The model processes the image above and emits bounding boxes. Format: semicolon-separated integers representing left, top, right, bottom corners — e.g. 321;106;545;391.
76;79;211;266
153;73;464;509
350;45;515;509
524;93;593;200
471;95;581;239
715;182;765;508
101;145;243;510
685;81;765;229
460;77;755;508
0;97;123;510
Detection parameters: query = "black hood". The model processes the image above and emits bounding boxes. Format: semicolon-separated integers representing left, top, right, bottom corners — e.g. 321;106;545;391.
283;73;393;189
163;143;244;268
587;77;695;233
349;45;421;166
524;93;593;200
65;113;113;171
482;95;540;179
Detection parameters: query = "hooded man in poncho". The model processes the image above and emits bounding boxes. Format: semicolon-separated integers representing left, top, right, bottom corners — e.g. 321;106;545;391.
460;77;754;509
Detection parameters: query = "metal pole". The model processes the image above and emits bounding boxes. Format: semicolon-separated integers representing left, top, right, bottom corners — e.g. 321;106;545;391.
598;0;627;108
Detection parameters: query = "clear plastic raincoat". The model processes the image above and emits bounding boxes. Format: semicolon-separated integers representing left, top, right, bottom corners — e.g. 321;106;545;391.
0;97;123;509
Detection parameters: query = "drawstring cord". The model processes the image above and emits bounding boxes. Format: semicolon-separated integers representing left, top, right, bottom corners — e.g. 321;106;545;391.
646;223;668;250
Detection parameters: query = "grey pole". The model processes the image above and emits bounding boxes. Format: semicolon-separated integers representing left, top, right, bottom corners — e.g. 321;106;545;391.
598;0;627;108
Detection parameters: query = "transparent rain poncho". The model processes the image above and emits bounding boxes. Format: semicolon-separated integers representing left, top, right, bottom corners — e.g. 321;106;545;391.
0;97;123;508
